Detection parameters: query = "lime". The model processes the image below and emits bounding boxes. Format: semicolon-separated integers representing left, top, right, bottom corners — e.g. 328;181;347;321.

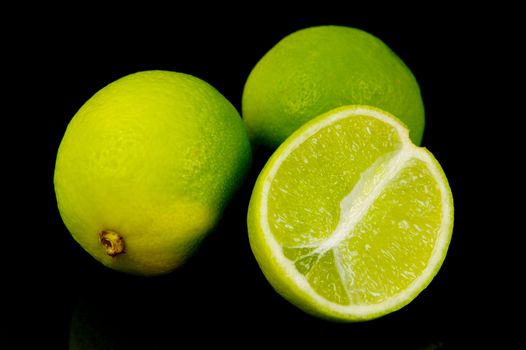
54;70;251;276
247;105;453;321
242;25;425;149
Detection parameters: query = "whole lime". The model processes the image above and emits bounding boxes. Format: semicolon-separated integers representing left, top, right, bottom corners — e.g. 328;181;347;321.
242;25;425;149
54;70;251;276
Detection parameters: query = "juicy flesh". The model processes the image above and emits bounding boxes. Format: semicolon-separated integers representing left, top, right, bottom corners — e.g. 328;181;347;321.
268;116;442;305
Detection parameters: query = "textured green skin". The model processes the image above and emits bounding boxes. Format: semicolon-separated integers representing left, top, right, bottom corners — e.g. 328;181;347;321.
242;26;425;149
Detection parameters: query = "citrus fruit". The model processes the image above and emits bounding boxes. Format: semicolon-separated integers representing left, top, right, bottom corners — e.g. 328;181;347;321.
242;25;425;149
54;70;251;276
247;105;453;321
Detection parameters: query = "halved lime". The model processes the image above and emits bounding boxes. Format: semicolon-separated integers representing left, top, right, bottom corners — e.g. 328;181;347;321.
247;105;453;321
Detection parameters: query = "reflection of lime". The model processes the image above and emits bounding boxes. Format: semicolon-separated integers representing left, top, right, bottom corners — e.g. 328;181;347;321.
248;105;453;321
242;25;425;149
54;70;251;276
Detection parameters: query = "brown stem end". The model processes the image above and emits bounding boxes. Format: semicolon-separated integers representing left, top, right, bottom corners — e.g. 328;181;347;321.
99;230;126;257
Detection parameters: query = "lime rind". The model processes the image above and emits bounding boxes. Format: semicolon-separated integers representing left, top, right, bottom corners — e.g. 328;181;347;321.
248;105;453;321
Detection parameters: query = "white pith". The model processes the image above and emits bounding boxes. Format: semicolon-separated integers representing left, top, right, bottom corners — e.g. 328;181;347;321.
259;107;452;318
314;144;412;256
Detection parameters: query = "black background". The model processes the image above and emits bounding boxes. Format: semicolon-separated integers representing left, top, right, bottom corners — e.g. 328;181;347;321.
6;5;505;349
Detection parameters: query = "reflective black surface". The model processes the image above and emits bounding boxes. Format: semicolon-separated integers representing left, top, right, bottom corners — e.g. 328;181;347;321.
8;7;497;349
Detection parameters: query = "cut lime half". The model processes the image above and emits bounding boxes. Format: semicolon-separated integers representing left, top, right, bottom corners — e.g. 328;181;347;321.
247;105;453;321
